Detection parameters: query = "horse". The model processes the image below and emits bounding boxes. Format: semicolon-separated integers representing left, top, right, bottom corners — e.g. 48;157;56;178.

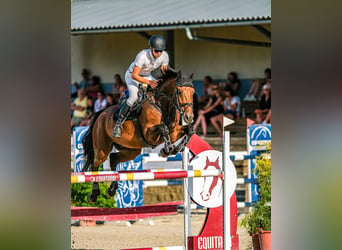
82;69;195;202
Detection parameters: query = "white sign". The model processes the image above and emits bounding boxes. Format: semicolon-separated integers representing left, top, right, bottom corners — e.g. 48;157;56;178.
188;150;237;208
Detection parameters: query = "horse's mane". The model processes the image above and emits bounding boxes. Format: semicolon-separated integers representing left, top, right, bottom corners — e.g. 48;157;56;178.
158;68;193;85
158;68;178;83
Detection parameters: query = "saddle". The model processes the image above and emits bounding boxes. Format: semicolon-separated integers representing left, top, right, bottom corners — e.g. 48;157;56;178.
113;86;147;121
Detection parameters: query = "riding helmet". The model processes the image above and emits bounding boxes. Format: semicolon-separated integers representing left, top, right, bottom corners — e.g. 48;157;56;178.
148;35;166;50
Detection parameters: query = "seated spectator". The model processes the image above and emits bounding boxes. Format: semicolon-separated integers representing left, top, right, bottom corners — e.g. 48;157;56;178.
86;75;103;99
220;72;241;96
71;68;91;98
106;93;115;108
264;109;271;124
79;96;94;127
113;74;127;105
210;86;241;137
254;84;271;124
244;68;271;101
198;75;214;107
94;90;107;113
193;83;224;137
71;89;88;130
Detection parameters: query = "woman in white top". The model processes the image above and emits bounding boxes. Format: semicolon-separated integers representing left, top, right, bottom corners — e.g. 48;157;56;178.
112;35;169;137
210;86;241;137
94;90;107;113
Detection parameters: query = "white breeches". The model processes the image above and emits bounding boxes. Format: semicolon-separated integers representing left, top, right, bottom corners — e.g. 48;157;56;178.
125;71;154;107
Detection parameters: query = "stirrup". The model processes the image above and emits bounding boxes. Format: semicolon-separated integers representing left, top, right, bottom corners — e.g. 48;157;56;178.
112;124;123;138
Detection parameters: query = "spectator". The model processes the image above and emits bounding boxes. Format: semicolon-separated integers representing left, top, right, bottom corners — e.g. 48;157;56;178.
198;75;214;107
79;96;94;127
264;109;271;124
210;86;241;137
71;68;91;98
220;72;241;96
87;75;103;99
113;74;127;105
71;89;88;129
193;83;224;137
254;84;271;124
106;93;115;108
94;90;107;112
244;68;271;101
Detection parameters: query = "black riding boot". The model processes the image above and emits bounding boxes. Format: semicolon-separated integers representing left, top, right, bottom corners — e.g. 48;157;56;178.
112;102;131;138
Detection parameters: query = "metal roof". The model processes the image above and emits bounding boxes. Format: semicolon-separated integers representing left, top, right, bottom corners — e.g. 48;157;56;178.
71;0;271;34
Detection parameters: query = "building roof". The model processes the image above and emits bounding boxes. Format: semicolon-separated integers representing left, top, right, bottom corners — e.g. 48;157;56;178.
71;0;271;33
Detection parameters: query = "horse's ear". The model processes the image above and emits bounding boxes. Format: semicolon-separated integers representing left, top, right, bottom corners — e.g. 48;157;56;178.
189;73;194;80
177;70;182;79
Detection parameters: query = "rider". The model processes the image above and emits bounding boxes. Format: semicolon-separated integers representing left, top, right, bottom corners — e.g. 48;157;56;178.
112;35;169;137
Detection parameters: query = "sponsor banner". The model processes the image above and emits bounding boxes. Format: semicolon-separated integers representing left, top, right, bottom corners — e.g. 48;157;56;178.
248;124;271;202
116;154;143;208
249;124;271;147
73;126;89;173
189;236;223;250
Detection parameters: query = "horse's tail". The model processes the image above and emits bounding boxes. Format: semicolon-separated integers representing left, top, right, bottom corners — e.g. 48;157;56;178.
82;110;105;172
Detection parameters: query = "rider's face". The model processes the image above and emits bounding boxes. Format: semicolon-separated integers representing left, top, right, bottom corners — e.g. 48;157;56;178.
151;47;163;58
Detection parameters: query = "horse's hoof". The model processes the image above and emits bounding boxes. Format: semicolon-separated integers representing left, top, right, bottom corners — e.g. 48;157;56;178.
161;148;172;157
168;145;175;153
106;188;116;198
93;189;100;197
87;193;97;203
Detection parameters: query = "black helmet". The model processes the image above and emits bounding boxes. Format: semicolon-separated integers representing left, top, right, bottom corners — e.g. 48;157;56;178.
148;35;166;50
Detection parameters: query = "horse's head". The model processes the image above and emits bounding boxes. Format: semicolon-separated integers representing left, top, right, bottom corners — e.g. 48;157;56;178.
175;70;195;125
158;68;195;125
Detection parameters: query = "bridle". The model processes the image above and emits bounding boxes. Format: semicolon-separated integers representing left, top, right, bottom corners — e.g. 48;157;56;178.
156;78;194;122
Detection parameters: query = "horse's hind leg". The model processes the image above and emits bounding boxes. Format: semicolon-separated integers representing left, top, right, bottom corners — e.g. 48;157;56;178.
87;161;101;203
88;139;113;203
88;181;100;203
106;148;141;198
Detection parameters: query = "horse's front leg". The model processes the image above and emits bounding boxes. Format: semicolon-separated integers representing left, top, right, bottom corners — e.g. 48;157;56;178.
159;125;175;157
174;125;195;153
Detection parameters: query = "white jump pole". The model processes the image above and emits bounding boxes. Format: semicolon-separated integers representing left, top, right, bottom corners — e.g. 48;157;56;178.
223;117;234;250
182;147;191;249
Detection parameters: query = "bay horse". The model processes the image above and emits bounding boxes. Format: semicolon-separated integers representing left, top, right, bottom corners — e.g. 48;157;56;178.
82;69;195;202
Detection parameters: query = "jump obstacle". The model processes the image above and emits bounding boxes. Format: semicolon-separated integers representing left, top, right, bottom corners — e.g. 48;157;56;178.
71;118;271;249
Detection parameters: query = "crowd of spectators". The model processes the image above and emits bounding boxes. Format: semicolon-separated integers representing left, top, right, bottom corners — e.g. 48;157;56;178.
71;68;127;131
71;67;271;135
194;67;271;137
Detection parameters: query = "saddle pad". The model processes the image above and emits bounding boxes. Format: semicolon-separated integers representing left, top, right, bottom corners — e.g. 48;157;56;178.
113;87;154;122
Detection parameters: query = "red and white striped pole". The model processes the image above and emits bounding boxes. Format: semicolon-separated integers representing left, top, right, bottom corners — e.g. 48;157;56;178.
71;169;222;184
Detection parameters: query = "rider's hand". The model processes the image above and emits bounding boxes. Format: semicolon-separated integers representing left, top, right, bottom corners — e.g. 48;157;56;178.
149;80;158;89
161;65;168;74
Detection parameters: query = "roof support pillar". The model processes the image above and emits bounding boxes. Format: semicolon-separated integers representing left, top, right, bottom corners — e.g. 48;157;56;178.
164;30;175;68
